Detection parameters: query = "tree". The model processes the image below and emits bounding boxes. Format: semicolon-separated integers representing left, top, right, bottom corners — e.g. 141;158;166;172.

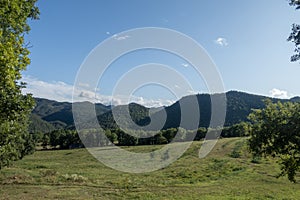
116;129;138;146
154;133;168;144
105;129;117;145
194;127;207;141
287;0;300;62
41;134;50;149
58;130;82;149
162;128;177;143
248;100;300;182
221;122;251;138
0;0;39;169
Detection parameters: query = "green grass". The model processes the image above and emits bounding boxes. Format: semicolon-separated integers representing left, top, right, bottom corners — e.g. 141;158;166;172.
1;138;300;199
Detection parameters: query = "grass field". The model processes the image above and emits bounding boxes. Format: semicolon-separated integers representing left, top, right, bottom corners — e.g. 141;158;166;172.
1;137;300;199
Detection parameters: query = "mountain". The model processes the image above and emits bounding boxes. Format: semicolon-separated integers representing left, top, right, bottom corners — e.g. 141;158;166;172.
290;96;300;102
32;98;74;129
30;91;297;132
224;91;270;125
29;113;55;133
155;91;279;129
31;98;111;130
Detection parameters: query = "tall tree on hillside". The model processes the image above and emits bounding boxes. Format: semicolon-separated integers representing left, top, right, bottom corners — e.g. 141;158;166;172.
0;0;39;169
248;100;300;182
287;0;300;62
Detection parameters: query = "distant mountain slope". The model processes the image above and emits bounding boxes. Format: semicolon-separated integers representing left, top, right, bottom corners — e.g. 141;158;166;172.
32;98;111;129
290;96;300;102
30;91;297;132
29;114;55;133
158;91;289;129
95;103;151;130
224;91;268;125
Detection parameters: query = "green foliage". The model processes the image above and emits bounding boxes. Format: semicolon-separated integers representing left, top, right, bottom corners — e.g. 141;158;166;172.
41;134;50;149
288;23;300;62
39;124;252;149
96;103;151;130
248;100;300;182
29;114;55;133
194;127;207;140
154;133;168;144
221;122;251;138
117;129;138;146
287;0;300;62
0;0;39;169
105;129;117;145
80;128;110;147
47;130;82;149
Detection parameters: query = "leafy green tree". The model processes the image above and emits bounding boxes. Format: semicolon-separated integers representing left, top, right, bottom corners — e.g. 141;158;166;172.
117;129;138;146
41;134;50;149
287;0;300;62
105;129;117;145
47;130;82;149
48;130;62;148
154;133;168;144
58;130;82;149
0;0;39;169
162;128;177;143
248;100;300;182
222;122;251;138
194;127;207;140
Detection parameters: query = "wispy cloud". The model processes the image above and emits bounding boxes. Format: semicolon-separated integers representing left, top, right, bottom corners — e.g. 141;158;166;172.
113;34;130;41
78;82;90;88
269;88;289;99
187;90;201;95
22;76;75;102
181;63;189;68
215;37;228;46
21;76;174;107
174;84;180;89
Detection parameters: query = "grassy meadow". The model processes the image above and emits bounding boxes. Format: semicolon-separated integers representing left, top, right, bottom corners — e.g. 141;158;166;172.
1;138;300;199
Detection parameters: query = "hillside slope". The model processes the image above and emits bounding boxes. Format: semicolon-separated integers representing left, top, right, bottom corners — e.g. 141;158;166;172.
30;91;298;132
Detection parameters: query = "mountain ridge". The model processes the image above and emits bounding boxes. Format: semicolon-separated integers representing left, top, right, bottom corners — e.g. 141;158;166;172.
30;91;300;133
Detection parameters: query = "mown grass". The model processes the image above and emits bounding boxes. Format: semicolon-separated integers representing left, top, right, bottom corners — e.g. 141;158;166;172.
1;138;300;199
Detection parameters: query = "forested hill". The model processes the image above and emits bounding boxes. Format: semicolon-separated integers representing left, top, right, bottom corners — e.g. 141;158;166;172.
29;91;300;133
30;98;111;132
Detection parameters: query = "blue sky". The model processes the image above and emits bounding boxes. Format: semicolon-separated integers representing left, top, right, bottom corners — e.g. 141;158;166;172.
22;0;300;106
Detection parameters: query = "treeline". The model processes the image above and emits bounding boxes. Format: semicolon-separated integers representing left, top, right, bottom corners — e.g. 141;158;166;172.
33;122;250;150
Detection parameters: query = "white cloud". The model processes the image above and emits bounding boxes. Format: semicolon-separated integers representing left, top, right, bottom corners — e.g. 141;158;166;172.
22;76;75;102
215;37;228;46
130;96;175;108
181;63;189;68
269;88;289;99
21;76;175;107
78;82;90;88
187;90;201;95
174;84;180;89
78;91;96;99
106;31;111;35
113;34;130;41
